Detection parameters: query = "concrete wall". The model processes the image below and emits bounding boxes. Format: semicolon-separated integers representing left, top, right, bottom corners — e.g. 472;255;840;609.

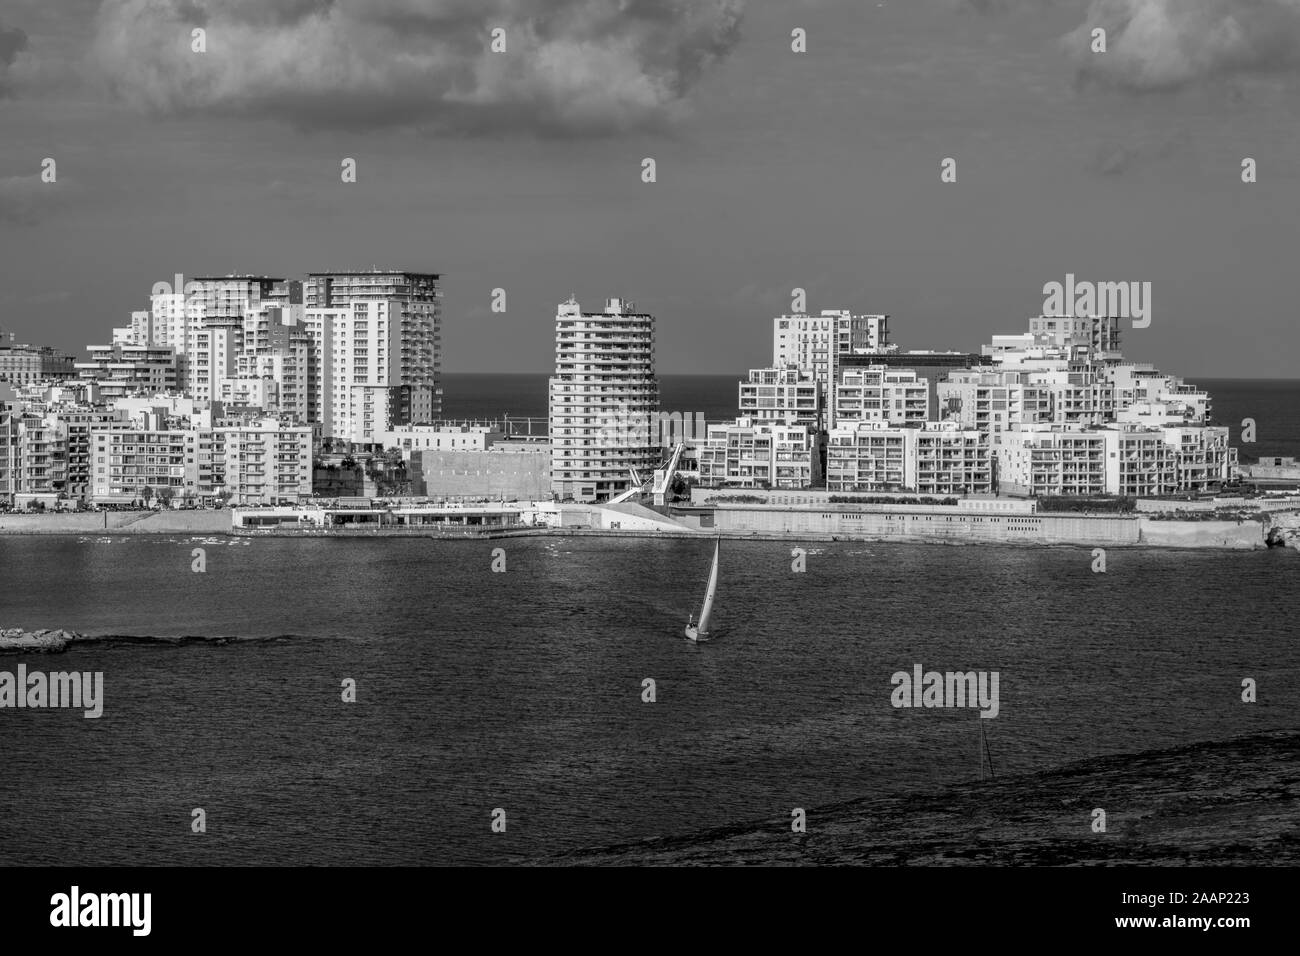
415;449;550;500
693;487;956;508
1138;518;1265;549
1133;496;1272;513
0;510;231;534
712;506;1141;545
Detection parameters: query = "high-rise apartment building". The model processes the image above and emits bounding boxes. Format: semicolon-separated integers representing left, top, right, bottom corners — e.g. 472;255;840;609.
303;299;436;444
549;296;661;502
305;271;442;437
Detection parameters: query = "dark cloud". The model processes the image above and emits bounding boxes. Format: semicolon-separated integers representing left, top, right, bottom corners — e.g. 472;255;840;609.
90;0;746;135
1066;0;1300;93
0;21;29;96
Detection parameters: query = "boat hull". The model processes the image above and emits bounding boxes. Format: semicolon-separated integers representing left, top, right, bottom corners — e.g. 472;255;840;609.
684;625;709;642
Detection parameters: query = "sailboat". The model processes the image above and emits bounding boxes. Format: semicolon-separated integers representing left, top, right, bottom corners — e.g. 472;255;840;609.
685;538;720;642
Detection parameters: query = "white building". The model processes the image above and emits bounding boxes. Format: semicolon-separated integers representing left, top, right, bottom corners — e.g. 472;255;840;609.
995;423;1235;498
89;416;311;505
380;424;506;457
737;366;820;427
826;421;991;495
549;296;660;502
772;312;839;398
300;272;441;443
697;417;816;489
187;328;235;403
835;366;929;427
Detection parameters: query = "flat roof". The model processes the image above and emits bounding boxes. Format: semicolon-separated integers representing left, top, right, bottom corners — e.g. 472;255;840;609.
307;271;442;278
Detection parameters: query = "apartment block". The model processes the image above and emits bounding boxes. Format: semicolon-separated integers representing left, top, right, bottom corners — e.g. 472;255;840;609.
737;366;820;427
826;421;990;494
697;417;817;489
939;370;1053;442
835;366;929;427
0;328;76;386
74;344;178;401
996;427;1112;497
187;327;236;403
549;296;661;502
213;418;313;505
90;425;199;503
89;417;311;505
303;272;442;440
1028;314;1122;359
772;313;838;397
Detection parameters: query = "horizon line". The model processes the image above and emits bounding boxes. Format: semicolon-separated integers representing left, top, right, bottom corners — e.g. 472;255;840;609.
440;371;1300;381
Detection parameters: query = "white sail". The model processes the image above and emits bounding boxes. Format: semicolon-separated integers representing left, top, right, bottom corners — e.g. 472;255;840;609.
695;539;719;634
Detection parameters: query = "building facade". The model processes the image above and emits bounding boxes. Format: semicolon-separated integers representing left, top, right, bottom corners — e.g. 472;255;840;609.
549;296;661;502
697;417;817;489
737;366;820;427
826;421;991;495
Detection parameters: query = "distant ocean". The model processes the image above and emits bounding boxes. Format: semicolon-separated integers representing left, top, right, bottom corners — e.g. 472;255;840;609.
444;374;1300;460
441;373;744;426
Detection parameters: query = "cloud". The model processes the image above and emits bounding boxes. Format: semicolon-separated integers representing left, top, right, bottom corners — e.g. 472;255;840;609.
0;21;29;96
1087;129;1192;175
0;173;60;225
950;0;1070;13
1066;0;1300;92
89;0;746;135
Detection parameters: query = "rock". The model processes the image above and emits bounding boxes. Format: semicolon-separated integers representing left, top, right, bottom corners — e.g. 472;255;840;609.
0;627;77;652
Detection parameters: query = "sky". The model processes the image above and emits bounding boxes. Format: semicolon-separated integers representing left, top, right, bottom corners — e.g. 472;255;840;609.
2;0;1300;375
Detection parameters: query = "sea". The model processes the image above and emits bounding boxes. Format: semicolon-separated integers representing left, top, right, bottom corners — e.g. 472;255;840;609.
1;376;1298;866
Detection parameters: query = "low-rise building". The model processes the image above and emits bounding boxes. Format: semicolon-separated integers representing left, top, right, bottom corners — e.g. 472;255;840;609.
826;421;990;494
835;366;929;428
737;366;820;428
88;415;311;505
697;417;816;489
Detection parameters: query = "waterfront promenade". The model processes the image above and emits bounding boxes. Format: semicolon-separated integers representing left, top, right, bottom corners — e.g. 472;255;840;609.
0;500;1286;549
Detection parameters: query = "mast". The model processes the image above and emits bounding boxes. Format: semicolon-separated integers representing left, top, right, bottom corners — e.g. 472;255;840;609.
696;539;720;634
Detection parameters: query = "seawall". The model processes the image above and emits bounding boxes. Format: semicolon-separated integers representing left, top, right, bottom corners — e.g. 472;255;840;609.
0;508;1275;550
702;505;1142;546
0;511;232;535
1138;518;1266;549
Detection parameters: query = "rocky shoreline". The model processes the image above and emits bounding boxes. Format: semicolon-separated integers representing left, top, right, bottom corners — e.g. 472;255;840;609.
552;730;1299;865
1264;511;1300;550
0;628;78;652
